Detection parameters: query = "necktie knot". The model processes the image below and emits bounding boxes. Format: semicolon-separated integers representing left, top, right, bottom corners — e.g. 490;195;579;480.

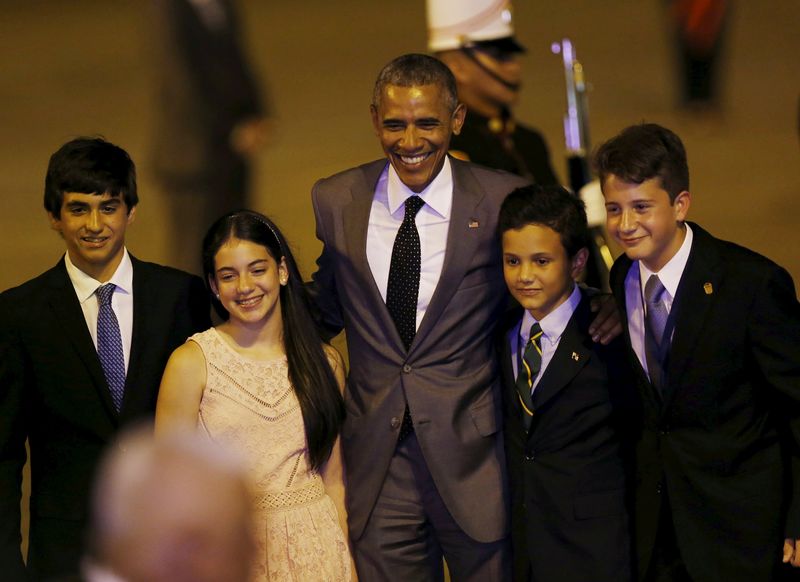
404;196;425;219
96;283;116;306
528;322;543;344
645;275;666;305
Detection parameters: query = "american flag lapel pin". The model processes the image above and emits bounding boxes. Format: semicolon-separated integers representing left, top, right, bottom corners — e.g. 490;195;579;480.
571;352;580;361
468;218;480;229
703;282;713;295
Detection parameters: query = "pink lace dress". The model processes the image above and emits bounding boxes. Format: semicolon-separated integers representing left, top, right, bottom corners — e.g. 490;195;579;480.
191;329;352;581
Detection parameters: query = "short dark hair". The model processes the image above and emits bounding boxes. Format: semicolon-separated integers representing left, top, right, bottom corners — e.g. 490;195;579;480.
372;53;459;112
498;184;589;258
592;123;689;202
44;137;138;217
202;210;344;471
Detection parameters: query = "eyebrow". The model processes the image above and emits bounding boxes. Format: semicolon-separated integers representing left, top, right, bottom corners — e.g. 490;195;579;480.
65;199;121;207
216;259;269;272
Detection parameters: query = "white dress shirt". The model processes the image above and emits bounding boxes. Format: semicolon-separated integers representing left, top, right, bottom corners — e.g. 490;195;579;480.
512;284;582;393
624;223;694;377
366;157;453;330
64;249;134;372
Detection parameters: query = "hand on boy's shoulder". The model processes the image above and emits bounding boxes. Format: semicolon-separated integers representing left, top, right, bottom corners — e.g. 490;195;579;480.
587;293;622;345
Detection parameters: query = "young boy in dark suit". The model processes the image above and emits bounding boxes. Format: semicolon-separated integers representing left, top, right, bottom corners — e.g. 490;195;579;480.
497;184;633;582
596;122;800;582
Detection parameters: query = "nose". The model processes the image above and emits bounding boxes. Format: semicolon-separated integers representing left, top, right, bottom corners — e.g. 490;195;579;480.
237;272;254;293
400;126;420;150
86;209;102;232
519;262;535;283
619;209;636;233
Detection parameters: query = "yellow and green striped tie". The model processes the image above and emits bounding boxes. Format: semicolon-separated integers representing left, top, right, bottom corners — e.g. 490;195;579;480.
515;323;543;430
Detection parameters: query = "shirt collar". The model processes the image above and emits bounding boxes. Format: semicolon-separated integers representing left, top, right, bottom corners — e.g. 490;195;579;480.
64;248;134;304
638;223;693;298
387;156;453;219
519;284;581;344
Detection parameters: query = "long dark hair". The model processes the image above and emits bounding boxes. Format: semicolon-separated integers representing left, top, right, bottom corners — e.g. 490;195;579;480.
202;210;344;470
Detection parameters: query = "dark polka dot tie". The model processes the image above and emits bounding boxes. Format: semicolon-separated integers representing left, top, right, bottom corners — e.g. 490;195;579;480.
386;195;425;351
386;196;424;442
96;283;126;411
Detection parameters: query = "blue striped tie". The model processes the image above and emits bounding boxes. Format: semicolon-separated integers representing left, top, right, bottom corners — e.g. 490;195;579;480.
96;283;126;411
644;275;668;394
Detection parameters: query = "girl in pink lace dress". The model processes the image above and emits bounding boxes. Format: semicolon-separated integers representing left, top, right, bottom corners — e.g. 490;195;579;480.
156;210;353;581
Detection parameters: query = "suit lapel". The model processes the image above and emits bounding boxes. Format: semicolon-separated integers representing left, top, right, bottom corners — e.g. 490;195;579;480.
502;320;526;421
124;256;147;412
661;223;720;410
343;160;404;344
530;294;592;413
412;159;487;354
46;260;118;421
612;255;660;405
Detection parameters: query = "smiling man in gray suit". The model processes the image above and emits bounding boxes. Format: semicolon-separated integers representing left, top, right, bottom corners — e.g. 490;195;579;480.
311;54;616;582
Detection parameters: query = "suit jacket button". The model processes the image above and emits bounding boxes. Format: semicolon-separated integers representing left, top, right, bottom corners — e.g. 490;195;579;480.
656;482;663;494
402;364;412;374
390;417;401;429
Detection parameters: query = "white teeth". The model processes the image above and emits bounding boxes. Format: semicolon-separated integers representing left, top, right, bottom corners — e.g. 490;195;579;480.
237;296;261;307
399;154;428;164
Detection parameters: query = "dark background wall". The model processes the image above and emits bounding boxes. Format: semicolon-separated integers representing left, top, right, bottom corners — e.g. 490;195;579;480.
1;0;798;292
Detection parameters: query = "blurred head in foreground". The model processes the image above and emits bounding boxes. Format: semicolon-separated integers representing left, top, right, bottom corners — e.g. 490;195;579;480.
84;426;254;582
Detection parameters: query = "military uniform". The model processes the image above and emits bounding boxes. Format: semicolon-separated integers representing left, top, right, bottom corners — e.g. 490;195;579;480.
450;111;558;186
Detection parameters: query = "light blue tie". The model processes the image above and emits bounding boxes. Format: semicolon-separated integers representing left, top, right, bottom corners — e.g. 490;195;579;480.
96;283;125;411
644;275;668;393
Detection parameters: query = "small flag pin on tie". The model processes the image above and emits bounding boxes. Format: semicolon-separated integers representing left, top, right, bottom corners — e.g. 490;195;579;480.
704;282;713;295
571;352;580;361
468;219;480;228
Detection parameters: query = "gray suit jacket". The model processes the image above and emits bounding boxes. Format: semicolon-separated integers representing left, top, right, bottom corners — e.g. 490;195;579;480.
311;157;528;542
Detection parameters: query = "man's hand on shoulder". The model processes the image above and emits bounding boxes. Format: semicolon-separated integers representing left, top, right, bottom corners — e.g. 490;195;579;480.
588;293;622;345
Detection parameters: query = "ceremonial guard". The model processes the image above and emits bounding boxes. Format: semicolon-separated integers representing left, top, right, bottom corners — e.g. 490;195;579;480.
427;0;559;186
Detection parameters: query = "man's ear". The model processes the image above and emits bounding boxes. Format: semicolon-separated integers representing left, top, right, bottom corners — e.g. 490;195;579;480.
126;205;137;226
47;211;62;233
370;104;380;136
452;103;467;135
571;247;590;279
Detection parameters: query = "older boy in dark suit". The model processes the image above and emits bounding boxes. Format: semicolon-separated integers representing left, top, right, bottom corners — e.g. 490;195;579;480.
497;184;633;582
597;123;800;581
0;137;210;580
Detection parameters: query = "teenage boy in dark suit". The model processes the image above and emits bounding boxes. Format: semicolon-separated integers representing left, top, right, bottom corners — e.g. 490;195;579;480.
497;184;633;582
597;122;800;581
0;137;210;580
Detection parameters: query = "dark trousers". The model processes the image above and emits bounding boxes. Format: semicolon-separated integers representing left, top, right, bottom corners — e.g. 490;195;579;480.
352;431;510;582
644;493;692;582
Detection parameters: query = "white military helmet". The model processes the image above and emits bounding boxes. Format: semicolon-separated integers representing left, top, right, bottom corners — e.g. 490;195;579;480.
426;0;524;52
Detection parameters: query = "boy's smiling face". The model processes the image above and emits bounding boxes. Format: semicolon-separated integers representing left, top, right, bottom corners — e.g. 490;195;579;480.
603;174;690;272
502;223;587;321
